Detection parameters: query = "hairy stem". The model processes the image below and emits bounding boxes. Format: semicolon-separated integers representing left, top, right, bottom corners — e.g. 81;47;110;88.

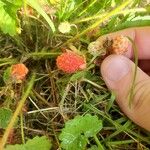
0;74;36;149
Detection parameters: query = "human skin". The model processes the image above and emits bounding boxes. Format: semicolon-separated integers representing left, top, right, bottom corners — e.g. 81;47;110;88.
100;27;150;131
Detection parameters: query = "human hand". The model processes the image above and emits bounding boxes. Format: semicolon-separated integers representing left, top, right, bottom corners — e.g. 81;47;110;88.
100;27;150;131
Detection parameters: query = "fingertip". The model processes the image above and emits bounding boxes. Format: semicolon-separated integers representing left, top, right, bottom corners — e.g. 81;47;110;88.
101;54;131;89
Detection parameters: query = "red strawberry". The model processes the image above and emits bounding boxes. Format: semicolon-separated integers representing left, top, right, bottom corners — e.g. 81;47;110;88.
112;35;129;55
56;51;86;73
11;63;29;80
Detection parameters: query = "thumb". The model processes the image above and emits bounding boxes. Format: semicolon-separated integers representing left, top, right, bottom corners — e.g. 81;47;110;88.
101;55;150;131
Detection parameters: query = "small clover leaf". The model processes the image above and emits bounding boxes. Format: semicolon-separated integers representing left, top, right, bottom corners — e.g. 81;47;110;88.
59;114;103;150
5;136;52;150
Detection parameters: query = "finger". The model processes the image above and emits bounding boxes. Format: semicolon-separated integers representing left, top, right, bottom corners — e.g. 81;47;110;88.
135;27;150;59
97;27;150;59
101;54;150;131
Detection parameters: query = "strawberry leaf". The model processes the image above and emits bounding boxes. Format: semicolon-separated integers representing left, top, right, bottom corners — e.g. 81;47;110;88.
59;114;103;150
0;108;12;129
80;114;103;137
0;0;22;36
4;0;22;6
5;136;52;150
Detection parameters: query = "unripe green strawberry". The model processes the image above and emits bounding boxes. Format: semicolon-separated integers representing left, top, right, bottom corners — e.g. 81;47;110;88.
58;22;71;34
88;41;103;56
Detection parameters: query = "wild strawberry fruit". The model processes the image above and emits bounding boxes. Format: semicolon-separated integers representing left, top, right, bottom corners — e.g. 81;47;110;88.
112;35;129;55
11;63;29;81
56;51;86;73
88;40;106;56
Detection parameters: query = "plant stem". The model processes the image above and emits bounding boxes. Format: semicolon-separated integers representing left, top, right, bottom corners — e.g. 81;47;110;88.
78;0;97;17
73;8;146;24
82;78;106;90
127;37;138;107
0;74;36;150
26;0;55;32
94;135;104;150
59;83;71;106
20;113;25;144
107;140;134;145
23;0;32;40
61;0;69;19
28;52;61;58
0;61;17;67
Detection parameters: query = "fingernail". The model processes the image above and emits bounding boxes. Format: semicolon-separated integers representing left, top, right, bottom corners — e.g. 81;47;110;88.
102;55;131;82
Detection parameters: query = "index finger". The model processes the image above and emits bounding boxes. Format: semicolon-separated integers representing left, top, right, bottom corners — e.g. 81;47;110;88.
97;26;150;59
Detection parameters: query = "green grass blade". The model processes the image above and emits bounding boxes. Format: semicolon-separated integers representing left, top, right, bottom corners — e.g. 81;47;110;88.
127;37;138;107
62;0;132;46
112;20;150;32
26;0;55;33
0;74;36;149
78;0;97;17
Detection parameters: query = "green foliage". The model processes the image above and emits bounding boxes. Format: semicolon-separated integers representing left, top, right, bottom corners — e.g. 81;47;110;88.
56;0;82;21
114;0;123;5
26;0;55;32
2;0;22;6
59;114;103;150
0;0;56;35
79;0;110;17
4;136;52;150
0;0;22;35
146;4;150;12
3;67;11;83
0;108;12;129
56;0;127;22
70;70;87;81
0;0;149;150
87;145;98;150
